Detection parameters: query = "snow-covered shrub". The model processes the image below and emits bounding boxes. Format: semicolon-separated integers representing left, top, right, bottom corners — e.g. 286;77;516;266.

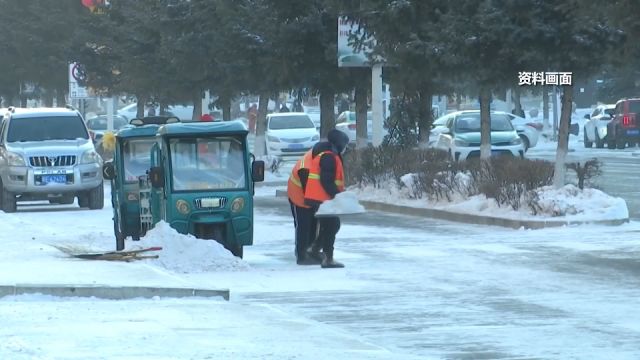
528;185;584;216
566;158;602;190
258;155;281;174
464;157;555;210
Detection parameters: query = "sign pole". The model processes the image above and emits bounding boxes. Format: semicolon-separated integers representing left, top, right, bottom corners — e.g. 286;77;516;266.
106;97;114;131
371;64;384;147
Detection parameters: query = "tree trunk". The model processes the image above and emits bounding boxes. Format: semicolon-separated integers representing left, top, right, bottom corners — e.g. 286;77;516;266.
56;88;66;107
319;90;336;138
42;89;54;107
254;92;270;157
417;89;433;147
553;85;573;189
136;95;145;119
512;86;523;117
542;85;550;129
193;91;203;121
355;82;368;149
220;95;231;121
479;88;492;160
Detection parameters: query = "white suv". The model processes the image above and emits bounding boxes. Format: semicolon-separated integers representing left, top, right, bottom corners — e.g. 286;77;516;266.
0;107;104;212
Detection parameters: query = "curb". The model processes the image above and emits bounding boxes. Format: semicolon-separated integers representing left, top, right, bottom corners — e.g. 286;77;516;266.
274;190;628;229
359;200;628;229
0;284;229;301
257;181;287;187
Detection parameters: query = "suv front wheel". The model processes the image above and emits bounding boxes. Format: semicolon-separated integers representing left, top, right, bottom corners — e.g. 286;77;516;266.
1;179;17;213
79;182;104;210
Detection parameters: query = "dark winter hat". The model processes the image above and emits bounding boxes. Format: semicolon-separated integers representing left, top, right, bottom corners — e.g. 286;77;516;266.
327;129;350;153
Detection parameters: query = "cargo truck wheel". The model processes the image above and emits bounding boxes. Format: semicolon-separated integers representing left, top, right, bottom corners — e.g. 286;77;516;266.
114;220;125;251
87;182;104;210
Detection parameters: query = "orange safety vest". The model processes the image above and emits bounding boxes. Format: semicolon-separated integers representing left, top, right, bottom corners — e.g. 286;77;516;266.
287;150;314;208
304;151;344;203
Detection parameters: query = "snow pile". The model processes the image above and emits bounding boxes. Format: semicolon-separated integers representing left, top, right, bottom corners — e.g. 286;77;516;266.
134;222;250;273
316;191;366;216
531;184;629;220
353;178;628;222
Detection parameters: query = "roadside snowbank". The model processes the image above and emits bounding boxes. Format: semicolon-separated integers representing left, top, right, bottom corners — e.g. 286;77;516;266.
133;222;250;273
354;181;628;222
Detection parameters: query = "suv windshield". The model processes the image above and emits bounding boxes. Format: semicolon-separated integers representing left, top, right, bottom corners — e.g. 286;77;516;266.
7;116;89;142
455;114;514;133
268;115;314;130
122;138;155;183
169;137;246;191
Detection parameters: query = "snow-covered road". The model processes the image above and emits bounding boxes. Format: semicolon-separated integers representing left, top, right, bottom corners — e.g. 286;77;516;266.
1;186;639;359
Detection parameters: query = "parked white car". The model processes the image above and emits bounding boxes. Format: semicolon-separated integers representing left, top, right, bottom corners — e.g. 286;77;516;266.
302;105;321;130
434;112;525;161
583;104;615;148
266;112;320;157
117;103;196;122
504;112;541;151
431;111;540;151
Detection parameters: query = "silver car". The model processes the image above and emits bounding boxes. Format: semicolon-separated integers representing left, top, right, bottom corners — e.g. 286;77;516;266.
0;107;104;212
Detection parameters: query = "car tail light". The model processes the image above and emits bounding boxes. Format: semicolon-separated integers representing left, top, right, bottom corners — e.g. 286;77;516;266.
526;122;543;131
623;115;633;127
348;124;356;130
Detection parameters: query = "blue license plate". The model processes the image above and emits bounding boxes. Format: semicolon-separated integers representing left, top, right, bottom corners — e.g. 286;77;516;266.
43;175;67;184
288;143;304;149
626;129;640;136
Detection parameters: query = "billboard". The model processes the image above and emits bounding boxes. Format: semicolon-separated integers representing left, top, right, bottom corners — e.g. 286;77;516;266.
337;17;375;67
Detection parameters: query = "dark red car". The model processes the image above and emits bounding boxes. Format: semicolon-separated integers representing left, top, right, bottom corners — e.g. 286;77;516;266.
606;98;640;149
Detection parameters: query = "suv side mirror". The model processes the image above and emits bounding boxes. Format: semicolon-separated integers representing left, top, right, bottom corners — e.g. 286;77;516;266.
584;114;590;120
149;166;165;188
601;115;611;120
251;160;265;182
102;161;115;180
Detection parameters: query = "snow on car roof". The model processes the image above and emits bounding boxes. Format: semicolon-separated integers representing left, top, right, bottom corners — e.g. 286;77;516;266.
10;107;81;118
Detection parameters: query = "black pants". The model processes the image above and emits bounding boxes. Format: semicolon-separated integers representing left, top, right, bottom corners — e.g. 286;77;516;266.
289;199;317;260
316;216;340;258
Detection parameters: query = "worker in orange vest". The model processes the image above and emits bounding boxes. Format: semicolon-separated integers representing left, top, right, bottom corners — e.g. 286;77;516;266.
287;149;321;265
304;129;350;268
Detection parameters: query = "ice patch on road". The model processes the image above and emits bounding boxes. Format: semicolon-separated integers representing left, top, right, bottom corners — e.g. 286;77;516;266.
133;221;250;273
316;191;366;216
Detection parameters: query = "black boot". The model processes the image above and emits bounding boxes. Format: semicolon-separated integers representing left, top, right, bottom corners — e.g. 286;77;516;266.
297;256;322;265
321;255;344;268
306;244;325;262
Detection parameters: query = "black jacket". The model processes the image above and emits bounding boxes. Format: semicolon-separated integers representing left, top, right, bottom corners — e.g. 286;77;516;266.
305;141;343;206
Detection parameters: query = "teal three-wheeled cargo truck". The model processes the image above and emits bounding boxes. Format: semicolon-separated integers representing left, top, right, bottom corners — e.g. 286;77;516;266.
103;120;265;257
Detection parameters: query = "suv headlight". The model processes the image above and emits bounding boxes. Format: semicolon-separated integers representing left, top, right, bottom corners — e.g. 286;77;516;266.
267;135;280;142
510;137;523;145
81;149;102;164
6;151;25;166
454;139;469;147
